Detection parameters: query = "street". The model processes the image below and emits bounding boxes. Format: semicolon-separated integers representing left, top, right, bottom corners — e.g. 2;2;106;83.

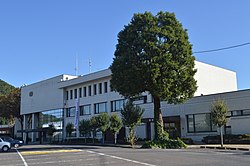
1;144;250;166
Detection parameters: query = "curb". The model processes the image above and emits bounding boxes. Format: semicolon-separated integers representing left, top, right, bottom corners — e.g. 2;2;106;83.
200;146;250;151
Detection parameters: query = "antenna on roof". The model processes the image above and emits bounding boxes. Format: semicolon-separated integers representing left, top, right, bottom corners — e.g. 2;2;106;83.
75;54;79;76
89;58;92;73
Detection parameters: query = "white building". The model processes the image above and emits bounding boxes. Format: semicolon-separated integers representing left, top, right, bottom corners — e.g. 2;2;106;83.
20;60;249;143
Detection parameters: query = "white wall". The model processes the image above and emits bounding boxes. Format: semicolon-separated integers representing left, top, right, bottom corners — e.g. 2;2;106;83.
21;75;65;115
194;61;237;96
231;116;250;135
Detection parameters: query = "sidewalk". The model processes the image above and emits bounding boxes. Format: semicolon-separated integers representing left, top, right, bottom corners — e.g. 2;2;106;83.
188;144;250;151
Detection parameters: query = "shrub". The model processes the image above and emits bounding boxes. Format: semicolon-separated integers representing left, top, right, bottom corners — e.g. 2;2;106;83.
141;138;187;149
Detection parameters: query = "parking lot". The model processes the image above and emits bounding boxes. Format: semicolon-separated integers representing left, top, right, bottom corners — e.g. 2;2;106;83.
1;144;250;166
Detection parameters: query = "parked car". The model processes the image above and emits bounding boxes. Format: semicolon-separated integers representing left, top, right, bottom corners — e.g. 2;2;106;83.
1;136;23;148
0;138;11;152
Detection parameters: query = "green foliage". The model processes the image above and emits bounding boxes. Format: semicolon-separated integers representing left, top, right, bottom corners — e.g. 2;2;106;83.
141;138;187;149
110;11;197;103
110;11;197;140
0;117;9;125
121;101;144;146
79;119;91;143
0;79;15;96
0;88;22;125
210;99;229;147
97;112;110;144
79;119;91;137
47;124;56;143
97;112;109;133
121;101;144;129
90;116;99;132
90;116;99;143
210;99;228;127
66;122;75;137
109;113;122;134
47;124;56;137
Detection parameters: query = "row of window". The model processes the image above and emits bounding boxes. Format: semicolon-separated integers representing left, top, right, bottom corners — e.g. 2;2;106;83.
186;109;250;133
228;109;250;117
66;99;126;117
66;82;109;100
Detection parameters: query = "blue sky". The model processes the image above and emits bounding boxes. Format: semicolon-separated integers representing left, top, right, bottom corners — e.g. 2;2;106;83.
0;1;250;90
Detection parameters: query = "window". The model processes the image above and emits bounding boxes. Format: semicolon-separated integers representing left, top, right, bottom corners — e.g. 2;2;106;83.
66;91;69;100
243;109;250;116
132;96;147;104
225;126;232;135
94;102;107;114
111;99;126;112
66;107;76;117
187;113;216;133
104;82;108;93
187;115;194;132
195;114;211;132
83;87;87;97
70;90;73;99
80;105;91;115
88;85;92;96
99;83;102;94
74;89;77;99
79;88;82;98
94;84;97;95
232;110;242;116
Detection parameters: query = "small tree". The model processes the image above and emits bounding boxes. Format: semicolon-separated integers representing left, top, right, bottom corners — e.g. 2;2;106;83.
79;119;91;143
210;99;229;147
47;124;56;143
90;116;99;143
109;113;122;144
98;113;110;144
66;122;75;138
121;100;144;147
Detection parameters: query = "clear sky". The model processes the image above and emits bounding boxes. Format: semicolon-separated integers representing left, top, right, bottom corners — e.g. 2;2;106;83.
0;1;250;90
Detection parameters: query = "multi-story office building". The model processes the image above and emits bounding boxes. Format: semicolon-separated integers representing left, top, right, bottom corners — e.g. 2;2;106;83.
19;60;250;143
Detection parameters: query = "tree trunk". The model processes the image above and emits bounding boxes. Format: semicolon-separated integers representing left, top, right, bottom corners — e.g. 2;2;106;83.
114;132;117;144
153;95;164;140
102;133;105;144
92;131;95;144
220;126;224;147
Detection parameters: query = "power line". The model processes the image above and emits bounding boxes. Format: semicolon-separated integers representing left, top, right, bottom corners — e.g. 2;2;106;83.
193;42;250;54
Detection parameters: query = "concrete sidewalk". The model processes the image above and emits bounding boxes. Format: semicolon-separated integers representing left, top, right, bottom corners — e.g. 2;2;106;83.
188;144;250;151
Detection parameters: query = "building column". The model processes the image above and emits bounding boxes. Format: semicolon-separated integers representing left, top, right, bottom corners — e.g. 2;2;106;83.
23;115;27;144
32;113;36;142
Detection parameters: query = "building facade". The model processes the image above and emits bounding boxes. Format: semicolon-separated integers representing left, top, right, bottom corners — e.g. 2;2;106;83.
20;61;247;143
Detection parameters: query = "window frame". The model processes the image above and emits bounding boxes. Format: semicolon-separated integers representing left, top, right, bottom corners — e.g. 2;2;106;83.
94;102;107;114
80;104;91;116
186;113;217;133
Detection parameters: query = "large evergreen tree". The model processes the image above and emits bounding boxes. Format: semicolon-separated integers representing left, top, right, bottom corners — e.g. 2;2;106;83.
110;11;197;140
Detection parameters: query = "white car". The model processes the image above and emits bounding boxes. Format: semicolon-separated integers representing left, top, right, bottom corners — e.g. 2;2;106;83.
0;138;11;152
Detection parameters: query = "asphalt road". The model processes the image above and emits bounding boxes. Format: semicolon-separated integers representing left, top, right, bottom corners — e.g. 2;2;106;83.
1;144;250;166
